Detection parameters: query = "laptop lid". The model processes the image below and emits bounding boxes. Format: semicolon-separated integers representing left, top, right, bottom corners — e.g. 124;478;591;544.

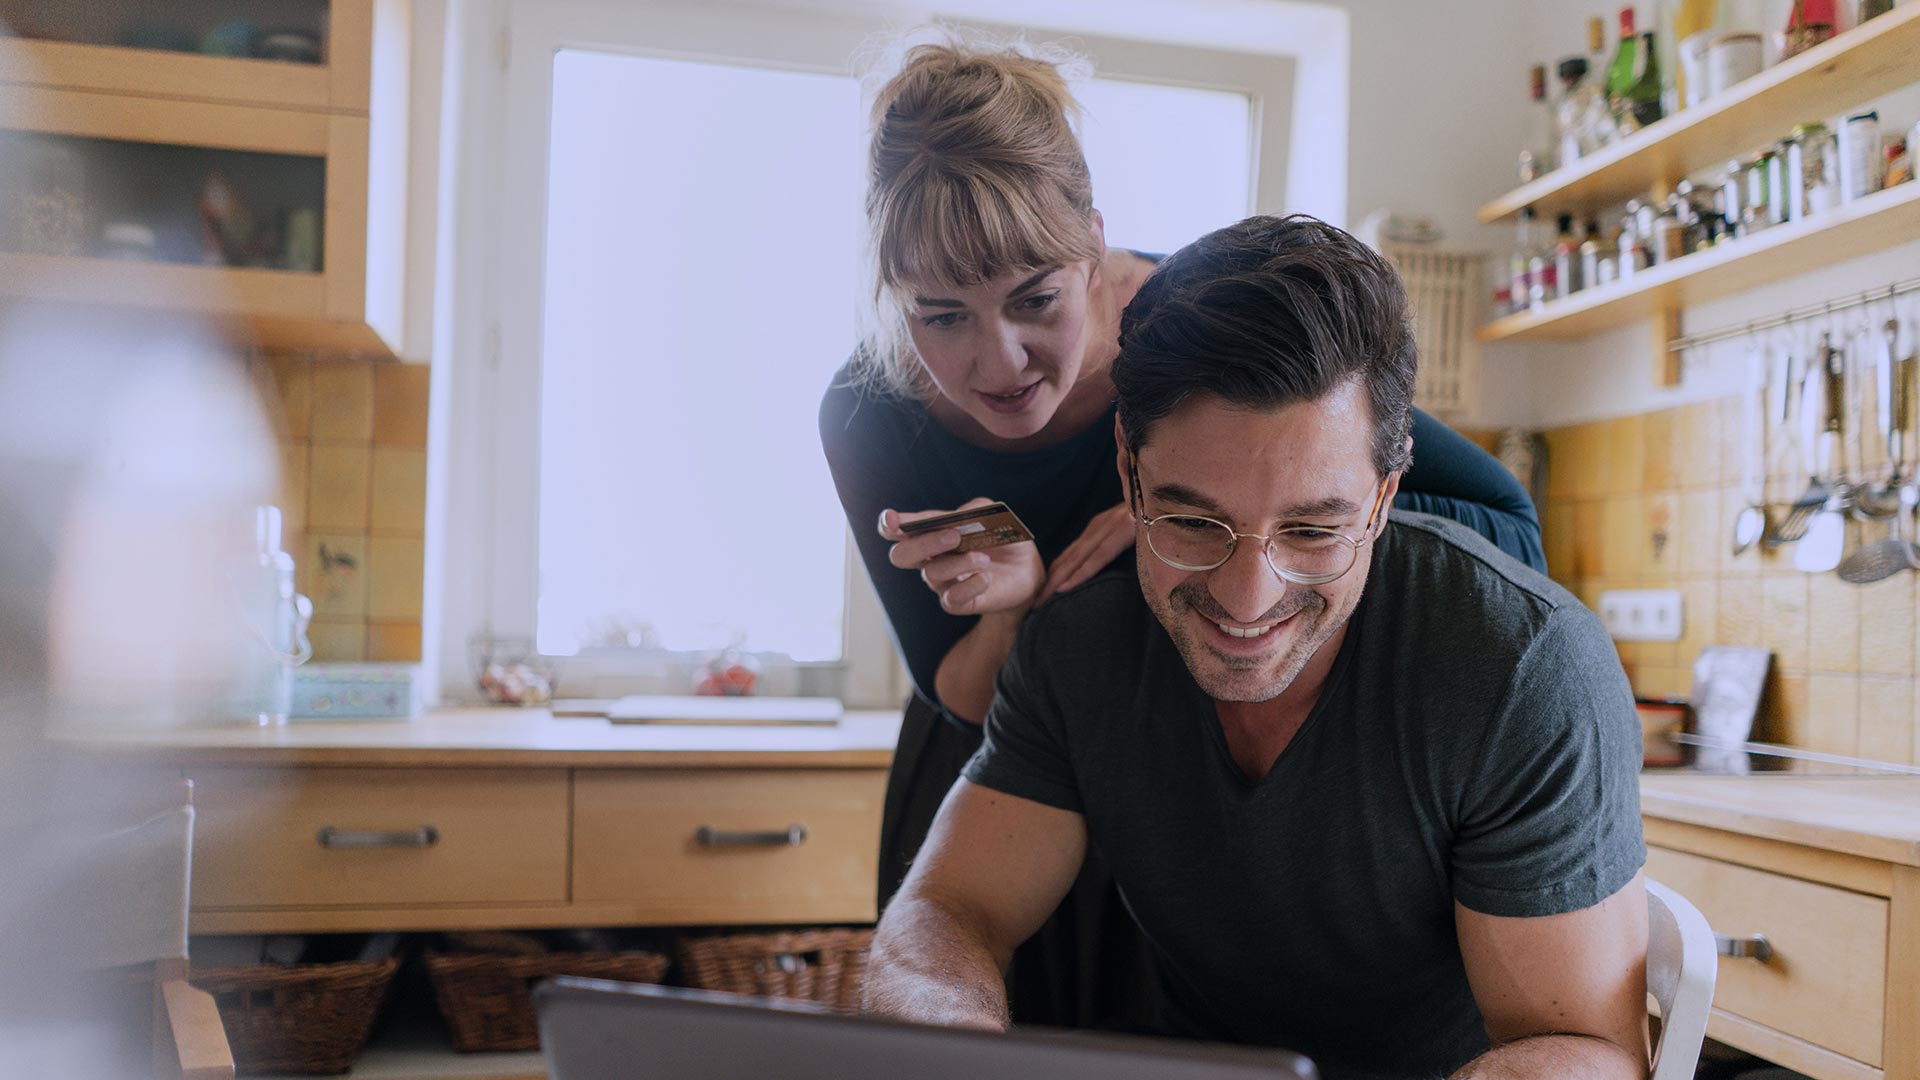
536;977;1317;1080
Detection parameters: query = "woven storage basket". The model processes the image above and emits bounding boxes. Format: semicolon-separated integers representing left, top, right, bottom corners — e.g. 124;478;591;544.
190;958;399;1075
677;929;873;1012
425;950;671;1052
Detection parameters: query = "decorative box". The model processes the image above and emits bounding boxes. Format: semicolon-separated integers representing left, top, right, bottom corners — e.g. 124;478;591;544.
290;663;420;720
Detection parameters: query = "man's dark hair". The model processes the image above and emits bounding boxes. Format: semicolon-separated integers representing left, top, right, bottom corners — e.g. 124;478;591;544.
1114;214;1417;476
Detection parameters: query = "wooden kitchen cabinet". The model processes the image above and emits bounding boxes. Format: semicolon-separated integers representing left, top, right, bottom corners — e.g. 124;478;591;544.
1641;773;1920;1080
86;708;898;934
0;0;411;356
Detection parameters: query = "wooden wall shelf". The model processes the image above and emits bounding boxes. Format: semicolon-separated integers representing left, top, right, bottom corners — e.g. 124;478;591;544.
1477;4;1920;225
1478;181;1920;343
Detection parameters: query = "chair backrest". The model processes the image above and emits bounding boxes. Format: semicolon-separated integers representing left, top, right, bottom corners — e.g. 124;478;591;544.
1645;878;1717;1080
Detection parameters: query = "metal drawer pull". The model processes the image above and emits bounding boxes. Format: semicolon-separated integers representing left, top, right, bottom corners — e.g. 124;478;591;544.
1715;933;1773;962
316;825;440;849
695;824;807;848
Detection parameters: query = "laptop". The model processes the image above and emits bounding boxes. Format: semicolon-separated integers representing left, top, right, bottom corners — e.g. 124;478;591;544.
536;977;1317;1080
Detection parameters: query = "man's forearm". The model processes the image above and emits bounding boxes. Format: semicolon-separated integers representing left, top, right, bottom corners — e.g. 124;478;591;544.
862;890;1011;1031
1451;1033;1646;1080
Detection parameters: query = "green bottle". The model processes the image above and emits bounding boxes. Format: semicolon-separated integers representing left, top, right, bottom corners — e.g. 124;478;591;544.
1606;6;1664;134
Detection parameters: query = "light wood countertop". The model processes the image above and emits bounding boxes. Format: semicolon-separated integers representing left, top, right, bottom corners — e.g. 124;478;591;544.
62;706;904;768
1640;771;1920;869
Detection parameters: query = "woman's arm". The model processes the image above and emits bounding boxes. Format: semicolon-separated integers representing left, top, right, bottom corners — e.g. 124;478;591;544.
1397;409;1545;572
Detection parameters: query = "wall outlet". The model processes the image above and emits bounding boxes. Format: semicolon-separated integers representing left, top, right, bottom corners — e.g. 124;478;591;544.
1598;589;1684;642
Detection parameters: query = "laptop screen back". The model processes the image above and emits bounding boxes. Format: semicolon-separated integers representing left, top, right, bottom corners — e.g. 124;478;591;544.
537;978;1316;1080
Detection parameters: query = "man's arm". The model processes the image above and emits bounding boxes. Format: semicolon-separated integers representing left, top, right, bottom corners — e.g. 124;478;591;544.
862;779;1087;1029
1450;871;1651;1080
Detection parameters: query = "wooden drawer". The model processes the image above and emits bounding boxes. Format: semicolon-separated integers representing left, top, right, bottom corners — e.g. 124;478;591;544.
1646;846;1888;1066
190;767;569;908
573;769;885;924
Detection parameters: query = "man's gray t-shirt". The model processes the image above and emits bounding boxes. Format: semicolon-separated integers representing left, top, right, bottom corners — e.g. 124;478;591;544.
962;512;1644;1080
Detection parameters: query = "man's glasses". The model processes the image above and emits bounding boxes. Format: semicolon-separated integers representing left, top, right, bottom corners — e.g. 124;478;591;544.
1128;455;1393;586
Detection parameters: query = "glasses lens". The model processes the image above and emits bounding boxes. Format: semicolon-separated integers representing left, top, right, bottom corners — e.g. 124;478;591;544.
1267;529;1359;583
1147;515;1236;570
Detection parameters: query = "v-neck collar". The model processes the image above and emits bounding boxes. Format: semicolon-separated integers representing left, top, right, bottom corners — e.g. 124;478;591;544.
1177;590;1369;797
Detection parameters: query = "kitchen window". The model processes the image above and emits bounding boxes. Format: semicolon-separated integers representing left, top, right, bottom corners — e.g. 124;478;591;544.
440;0;1311;705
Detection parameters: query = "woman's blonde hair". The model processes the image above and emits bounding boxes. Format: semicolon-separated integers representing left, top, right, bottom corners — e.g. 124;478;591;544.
852;31;1103;399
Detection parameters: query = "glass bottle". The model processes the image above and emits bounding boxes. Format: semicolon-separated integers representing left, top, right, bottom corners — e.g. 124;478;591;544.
1555;58;1594;169
1583;16;1619;149
1553;214;1582;299
1509;208;1539;316
1520;64;1554;182
1579;217;1612;289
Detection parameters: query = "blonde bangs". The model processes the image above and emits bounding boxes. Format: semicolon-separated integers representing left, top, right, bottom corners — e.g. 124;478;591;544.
874;165;1101;298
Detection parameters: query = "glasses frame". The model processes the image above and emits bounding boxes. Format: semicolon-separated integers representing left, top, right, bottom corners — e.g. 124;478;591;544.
1127;453;1395;586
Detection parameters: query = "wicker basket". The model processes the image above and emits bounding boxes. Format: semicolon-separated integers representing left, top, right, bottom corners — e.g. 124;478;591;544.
190;958;399;1075
425;950;671;1052
677;929;873;1012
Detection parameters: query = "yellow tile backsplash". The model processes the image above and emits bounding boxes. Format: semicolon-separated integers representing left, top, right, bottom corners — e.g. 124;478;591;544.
252;352;427;663
1544;398;1920;766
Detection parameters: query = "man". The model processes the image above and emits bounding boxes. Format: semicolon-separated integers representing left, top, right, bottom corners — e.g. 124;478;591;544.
862;215;1650;1080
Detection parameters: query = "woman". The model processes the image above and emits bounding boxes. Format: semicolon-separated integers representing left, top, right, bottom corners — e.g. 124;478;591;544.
819;37;1542;1031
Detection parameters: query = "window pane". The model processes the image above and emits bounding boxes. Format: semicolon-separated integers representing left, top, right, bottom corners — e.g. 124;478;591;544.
1077;79;1253;255
537;51;865;661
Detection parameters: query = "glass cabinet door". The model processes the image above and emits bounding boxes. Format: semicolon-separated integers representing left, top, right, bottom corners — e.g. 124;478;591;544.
0;0;331;66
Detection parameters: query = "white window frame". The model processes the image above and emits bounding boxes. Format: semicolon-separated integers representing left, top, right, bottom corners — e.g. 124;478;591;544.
427;0;1349;707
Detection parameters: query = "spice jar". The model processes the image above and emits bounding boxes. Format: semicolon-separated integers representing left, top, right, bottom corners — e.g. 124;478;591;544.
5;138;88;256
1785;123;1833;222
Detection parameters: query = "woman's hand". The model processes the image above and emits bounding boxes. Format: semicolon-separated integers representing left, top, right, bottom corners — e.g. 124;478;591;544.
1036;502;1135;602
881;499;1044;617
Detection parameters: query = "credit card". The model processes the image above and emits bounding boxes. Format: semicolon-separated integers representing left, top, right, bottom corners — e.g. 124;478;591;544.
897;501;1036;552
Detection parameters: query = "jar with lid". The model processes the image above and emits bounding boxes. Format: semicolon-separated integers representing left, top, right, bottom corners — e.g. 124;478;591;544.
1579;218;1613;291
3;137;88;256
1619;201;1649;280
1838;110;1882;201
1786;122;1835;221
1718;160;1746;241
1651;199;1687;265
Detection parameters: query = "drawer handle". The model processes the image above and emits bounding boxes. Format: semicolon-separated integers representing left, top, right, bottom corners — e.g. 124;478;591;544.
1715;932;1773;963
695;824;807;848
316;825;440;849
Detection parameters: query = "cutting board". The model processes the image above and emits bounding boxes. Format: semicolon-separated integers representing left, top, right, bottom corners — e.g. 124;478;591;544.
558;695;844;726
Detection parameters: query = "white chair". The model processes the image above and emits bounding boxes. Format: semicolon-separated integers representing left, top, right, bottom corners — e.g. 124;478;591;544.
1646;878;1717;1080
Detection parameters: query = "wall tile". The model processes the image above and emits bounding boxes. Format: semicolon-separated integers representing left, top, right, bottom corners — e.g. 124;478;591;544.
373;363;431;448
1717;578;1762;647
1678;490;1720;577
1761;573;1810;671
1604;414;1646;498
1573;501;1605;579
278;443;309;536
308;618;368;663
1804;673;1860;756
1634;665;1691;699
1643;409;1679;493
1545;427;1579;502
1806;573;1862;673
265;353;312;440
1715;395;1747;487
367;620;422;662
1858;572;1915;677
366;536;424;621
1642;492;1679;578
1677;402;1722;490
308;445;371;531
1676;578;1717;670
1859;678;1914;764
1544;502;1575;582
303;533;368;619
1603;496;1640;584
369;448;427;534
312;359;375;442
